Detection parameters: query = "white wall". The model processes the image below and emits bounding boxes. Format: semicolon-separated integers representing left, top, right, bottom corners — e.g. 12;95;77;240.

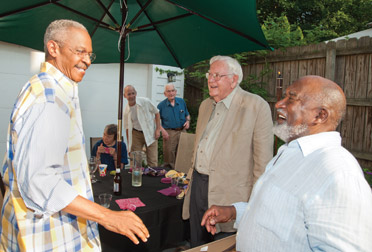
0;41;184;157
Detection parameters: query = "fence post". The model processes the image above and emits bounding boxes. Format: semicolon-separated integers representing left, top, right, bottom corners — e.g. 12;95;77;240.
325;41;336;81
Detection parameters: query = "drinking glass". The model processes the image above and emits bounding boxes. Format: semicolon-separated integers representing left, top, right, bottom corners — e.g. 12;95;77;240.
89;156;98;183
171;177;179;193
99;193;112;208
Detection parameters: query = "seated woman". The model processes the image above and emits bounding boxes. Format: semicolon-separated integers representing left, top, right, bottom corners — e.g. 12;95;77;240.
92;124;128;173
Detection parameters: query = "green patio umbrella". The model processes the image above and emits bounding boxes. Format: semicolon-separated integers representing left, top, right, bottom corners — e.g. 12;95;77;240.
0;0;271;168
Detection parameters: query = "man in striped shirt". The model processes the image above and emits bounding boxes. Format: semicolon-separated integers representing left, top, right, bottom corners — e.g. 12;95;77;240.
201;76;372;252
0;19;149;251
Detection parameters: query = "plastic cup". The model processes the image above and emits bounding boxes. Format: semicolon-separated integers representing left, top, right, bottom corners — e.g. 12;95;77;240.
98;193;112;208
99;164;107;177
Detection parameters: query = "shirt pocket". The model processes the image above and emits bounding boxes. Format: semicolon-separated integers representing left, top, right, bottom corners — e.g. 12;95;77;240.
255;184;298;242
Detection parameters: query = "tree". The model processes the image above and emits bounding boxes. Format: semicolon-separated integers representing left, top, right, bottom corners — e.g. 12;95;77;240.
257;0;372;43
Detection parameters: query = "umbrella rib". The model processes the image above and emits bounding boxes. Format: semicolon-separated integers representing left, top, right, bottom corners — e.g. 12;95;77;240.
131;13;192;31
53;2;118;31
126;0;153;29
0;0;62;18
95;0;120;28
164;0;271;50
135;0;182;68
91;0;117;37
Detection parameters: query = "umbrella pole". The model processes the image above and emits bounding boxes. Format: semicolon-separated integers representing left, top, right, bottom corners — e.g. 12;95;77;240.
116;3;127;170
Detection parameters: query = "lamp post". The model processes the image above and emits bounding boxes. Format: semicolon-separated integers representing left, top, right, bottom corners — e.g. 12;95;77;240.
274;71;283;154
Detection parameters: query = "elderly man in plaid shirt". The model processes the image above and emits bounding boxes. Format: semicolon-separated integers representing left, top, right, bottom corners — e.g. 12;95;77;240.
0;19;149;251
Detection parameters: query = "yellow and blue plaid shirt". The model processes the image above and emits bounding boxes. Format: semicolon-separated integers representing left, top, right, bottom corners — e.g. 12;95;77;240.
0;62;100;251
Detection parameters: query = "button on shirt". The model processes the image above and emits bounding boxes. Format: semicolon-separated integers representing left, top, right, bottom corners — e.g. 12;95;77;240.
233;132;372;252
195;88;237;175
157;97;189;129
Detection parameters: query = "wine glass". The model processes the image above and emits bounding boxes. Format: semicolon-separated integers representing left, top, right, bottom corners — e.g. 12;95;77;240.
88;157;98;183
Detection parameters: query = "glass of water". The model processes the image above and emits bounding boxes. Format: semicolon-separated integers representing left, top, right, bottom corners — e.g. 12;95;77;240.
89;156;98;183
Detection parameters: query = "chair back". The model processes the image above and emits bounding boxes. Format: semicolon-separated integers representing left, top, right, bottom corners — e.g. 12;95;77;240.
90;137;102;156
174;132;195;174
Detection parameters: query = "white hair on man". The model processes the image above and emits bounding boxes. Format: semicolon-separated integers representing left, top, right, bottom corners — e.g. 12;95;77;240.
164;83;175;92
210;55;243;85
44;19;87;57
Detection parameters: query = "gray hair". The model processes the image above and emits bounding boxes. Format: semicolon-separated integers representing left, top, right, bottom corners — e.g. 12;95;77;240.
210;55;243;84
44;19;87;55
164;83;175;92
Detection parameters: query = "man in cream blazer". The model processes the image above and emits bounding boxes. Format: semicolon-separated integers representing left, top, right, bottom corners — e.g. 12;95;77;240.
182;55;273;247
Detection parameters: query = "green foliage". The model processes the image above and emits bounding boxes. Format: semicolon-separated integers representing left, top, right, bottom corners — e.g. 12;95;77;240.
186;106;199;134
363;168;372;188
261;14;306;49
155;67;183;76
157;136;164;165
257;0;372;43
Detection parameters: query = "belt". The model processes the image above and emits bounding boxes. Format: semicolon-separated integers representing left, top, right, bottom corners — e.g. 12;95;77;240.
166;127;183;131
133;128;143;132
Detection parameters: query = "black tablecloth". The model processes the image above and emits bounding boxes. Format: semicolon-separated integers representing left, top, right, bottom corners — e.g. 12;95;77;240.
92;170;189;252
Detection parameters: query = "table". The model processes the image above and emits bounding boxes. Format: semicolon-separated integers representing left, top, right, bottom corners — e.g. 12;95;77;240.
92;169;189;252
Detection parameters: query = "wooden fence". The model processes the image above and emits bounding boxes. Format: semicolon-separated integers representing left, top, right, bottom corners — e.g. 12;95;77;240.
185;36;372;168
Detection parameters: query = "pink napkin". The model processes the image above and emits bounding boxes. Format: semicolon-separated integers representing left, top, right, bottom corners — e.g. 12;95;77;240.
115;197;146;211
158;186;180;196
161;177;172;184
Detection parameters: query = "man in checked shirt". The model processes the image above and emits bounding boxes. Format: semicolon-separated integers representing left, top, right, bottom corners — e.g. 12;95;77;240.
0;19;148;251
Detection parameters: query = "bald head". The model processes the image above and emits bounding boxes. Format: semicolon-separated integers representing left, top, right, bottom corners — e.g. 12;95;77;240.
274;75;346;142
295;75;346;129
124;85;137;106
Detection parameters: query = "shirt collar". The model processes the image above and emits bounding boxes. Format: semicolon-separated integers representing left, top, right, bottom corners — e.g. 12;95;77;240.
41;62;78;100
212;86;238;109
166;98;178;106
288;131;341;157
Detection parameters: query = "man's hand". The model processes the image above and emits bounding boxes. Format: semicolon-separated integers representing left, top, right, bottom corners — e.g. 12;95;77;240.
183;120;190;130
155;128;161;140
161;128;169;140
101;209;150;245
201;205;236;235
64;196;150;245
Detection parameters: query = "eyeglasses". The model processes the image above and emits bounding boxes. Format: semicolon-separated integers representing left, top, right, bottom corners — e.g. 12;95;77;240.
205;72;234;81
69;48;96;62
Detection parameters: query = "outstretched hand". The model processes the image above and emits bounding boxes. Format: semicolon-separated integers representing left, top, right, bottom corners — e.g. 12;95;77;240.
101;209;150;245
201;205;236;235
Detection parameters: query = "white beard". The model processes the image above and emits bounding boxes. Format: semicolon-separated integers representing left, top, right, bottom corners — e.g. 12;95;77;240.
273;121;308;143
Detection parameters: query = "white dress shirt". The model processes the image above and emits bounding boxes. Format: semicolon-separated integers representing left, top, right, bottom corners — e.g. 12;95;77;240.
233;131;372;252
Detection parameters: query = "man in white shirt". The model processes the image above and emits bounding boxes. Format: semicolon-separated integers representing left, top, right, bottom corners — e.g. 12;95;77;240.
123;85;161;167
201;75;372;252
